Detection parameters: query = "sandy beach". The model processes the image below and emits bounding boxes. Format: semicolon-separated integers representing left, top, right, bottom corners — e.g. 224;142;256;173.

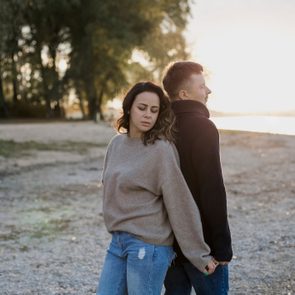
0;121;294;294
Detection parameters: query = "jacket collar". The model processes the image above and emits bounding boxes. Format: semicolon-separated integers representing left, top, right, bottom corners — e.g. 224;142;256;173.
171;100;210;118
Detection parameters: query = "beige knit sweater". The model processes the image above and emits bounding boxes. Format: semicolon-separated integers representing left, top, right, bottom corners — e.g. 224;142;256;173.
102;134;212;271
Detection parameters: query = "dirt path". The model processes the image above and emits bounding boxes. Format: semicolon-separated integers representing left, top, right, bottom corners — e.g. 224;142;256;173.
0;122;294;294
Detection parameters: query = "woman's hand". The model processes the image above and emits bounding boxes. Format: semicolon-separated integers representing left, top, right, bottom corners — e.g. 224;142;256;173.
204;259;219;275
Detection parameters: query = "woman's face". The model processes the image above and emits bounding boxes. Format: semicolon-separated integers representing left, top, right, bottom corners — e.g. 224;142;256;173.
129;91;160;138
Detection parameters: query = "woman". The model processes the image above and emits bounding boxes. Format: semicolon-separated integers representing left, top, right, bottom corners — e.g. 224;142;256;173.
97;82;216;295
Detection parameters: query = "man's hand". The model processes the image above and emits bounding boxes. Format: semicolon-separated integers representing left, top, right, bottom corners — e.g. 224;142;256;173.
204;258;230;275
213;258;229;266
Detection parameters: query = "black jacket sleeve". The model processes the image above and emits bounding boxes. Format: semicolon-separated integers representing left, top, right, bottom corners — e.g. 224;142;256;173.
191;121;233;261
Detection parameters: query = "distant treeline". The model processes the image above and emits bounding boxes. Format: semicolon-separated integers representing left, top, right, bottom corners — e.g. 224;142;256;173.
0;0;191;120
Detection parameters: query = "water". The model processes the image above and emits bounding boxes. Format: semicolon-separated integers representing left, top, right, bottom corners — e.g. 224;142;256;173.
211;116;295;136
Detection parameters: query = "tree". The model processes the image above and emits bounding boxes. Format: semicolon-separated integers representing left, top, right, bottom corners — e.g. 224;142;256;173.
0;0;27;114
24;0;72;117
0;0;192;120
66;0;191;120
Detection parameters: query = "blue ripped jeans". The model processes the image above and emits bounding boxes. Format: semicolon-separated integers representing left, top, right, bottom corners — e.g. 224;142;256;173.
97;231;175;295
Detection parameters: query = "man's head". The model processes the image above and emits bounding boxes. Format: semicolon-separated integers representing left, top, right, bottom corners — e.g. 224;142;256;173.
162;61;211;104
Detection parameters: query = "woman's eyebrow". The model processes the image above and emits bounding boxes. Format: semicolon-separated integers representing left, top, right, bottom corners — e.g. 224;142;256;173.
137;103;159;108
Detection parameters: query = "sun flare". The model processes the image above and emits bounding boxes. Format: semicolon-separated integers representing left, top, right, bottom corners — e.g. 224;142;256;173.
186;0;295;114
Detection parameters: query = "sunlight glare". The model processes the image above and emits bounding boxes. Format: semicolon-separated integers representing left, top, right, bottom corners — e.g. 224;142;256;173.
186;0;295;114
106;98;122;110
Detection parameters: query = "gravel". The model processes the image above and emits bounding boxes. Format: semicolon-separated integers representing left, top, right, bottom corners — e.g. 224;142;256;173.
0;122;294;294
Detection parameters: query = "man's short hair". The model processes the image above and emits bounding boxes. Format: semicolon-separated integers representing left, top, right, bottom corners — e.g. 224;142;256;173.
162;61;203;100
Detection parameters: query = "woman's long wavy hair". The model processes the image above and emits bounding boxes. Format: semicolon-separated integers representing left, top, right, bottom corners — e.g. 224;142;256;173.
116;81;176;145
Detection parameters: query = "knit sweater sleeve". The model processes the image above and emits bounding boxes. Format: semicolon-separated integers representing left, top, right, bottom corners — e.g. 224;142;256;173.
101;134;117;184
159;142;212;272
192;122;232;261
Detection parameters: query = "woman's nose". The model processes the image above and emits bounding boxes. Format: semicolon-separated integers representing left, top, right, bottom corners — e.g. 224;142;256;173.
144;110;152;117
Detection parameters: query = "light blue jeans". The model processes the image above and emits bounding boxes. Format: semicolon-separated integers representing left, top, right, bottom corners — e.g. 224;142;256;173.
97;231;175;295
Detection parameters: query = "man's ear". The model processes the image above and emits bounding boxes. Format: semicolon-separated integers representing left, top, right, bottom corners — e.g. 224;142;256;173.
178;89;187;100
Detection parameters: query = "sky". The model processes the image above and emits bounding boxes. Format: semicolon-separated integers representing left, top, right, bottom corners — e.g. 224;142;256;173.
185;0;295;114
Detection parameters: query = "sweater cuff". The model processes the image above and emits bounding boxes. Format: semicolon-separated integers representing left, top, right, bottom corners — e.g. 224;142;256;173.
193;255;213;273
212;250;233;262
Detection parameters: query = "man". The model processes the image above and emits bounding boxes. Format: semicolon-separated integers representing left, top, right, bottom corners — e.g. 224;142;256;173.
162;61;233;295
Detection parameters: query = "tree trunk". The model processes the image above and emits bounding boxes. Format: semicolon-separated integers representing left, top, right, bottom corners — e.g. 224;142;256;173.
97;85;105;121
0;72;9;118
11;52;18;104
96;74;112;121
86;78;98;121
48;43;62;107
36;40;52;117
75;85;86;119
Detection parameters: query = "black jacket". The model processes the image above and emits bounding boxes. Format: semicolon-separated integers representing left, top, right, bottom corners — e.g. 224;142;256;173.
172;100;233;262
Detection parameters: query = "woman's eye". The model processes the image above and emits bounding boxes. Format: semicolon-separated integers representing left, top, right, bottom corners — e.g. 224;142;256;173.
151;109;159;113
138;106;146;111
